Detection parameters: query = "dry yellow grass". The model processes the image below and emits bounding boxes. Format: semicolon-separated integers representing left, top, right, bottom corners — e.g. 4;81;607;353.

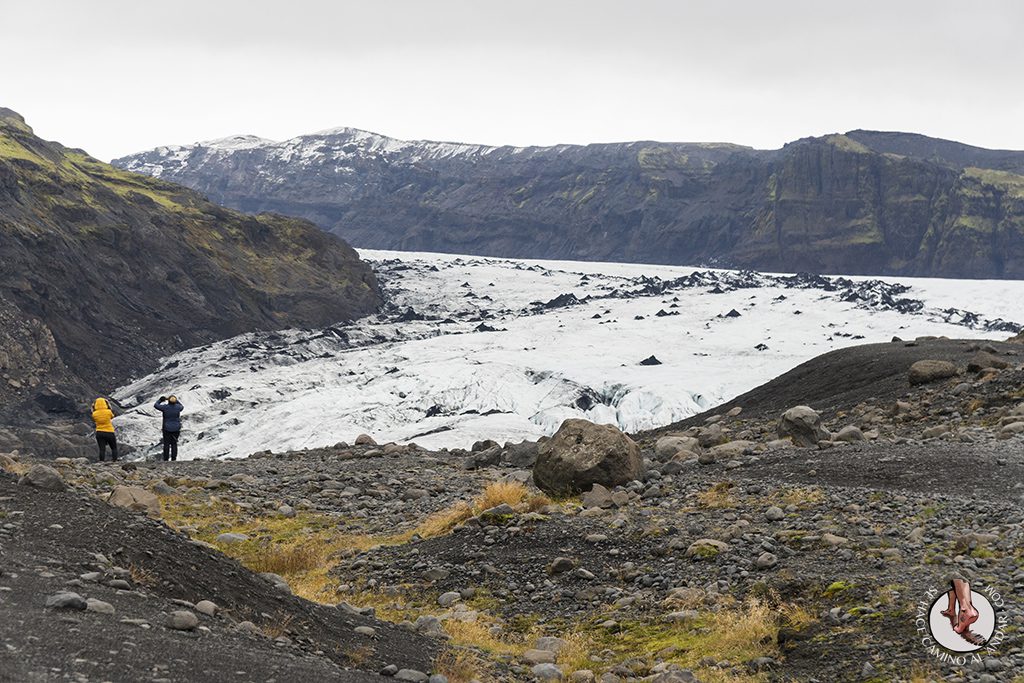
553;631;595;676
261;613;294;639
474;480;528;510
0;459;28;476
696;481;736;508
434;648;490;683
590;598;779;682
779;602;816;630
522;492;553;512
442;619;525;657
128;563;158;588
157;479;542;607
249;543;325;575
413;501;474;539
343;644;376;667
700;599;777;663
411;480;536;539
774;487;825;507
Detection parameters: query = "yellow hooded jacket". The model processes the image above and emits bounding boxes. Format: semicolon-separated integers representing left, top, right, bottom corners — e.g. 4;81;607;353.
92;398;115;433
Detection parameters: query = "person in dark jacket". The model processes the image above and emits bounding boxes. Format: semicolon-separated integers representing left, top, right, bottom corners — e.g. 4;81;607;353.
154;395;184;461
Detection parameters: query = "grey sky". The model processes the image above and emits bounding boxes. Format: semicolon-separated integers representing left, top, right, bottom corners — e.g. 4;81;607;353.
3;0;1022;160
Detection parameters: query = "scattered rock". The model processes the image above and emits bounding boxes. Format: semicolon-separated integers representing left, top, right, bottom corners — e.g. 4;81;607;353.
834;425;864;442
86;598;115;615
685;539;729;559
502;441;540;468
582;483;613;509
45;592;86;610
18;464;65;492
437;591;461;607
655;436;700;459
216;532;250;544
194;600;218;616
908;359;958;385
531;663;564;681
524;649;556;664
107;486;161;516
166;610;199;631
548;557;578;574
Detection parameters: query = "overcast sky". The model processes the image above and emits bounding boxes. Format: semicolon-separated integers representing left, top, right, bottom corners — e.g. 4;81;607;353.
3;0;1022;161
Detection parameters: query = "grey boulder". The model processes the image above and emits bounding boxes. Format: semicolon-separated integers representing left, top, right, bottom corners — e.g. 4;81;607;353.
533;419;642;496
777;406;830;447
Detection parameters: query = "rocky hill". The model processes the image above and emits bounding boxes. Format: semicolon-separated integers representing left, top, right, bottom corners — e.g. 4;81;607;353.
0;108;381;420
3;337;1023;681
115;127;1024;279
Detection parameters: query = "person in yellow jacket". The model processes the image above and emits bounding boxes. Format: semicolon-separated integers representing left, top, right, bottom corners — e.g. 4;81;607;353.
91;398;119;462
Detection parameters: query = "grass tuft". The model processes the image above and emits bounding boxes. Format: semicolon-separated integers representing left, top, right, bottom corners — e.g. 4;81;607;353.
475;480;529;510
261;613;294;639
696;481;736;508
434;648;489;683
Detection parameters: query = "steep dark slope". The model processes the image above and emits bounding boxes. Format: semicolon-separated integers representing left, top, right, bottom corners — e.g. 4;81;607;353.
0;109;380;416
640;337;1022;439
115;129;1024;279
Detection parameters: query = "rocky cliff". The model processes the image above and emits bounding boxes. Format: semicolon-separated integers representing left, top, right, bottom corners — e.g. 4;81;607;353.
0;108;381;417
116;128;1024;279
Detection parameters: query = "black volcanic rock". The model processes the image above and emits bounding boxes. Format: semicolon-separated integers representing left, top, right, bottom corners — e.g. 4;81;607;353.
0;108;380;415
114;127;1024;279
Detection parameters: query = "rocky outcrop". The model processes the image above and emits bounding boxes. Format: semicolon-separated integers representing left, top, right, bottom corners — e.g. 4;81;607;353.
0;108;381;417
532;419;642;496
115;127;1024;279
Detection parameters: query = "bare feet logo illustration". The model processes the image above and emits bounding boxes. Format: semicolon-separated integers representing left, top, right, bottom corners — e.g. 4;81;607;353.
917;580;1007;664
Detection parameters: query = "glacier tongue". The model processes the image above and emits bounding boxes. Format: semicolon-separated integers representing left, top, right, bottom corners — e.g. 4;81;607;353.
111;250;1023;460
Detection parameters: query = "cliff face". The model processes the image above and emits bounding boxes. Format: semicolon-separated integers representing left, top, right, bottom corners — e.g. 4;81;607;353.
0;109;380;414
115;128;1024;279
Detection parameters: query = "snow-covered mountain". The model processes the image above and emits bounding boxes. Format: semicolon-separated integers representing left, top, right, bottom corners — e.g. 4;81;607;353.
111;250;1023;460
120;127;541;179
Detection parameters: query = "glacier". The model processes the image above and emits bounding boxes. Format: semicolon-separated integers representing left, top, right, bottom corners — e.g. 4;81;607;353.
111;250;1024;460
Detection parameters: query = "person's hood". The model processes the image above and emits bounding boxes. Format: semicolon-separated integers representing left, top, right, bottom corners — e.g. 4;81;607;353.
93;398;109;411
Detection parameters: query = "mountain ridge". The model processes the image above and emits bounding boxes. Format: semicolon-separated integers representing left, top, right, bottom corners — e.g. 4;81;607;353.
0;108;381;419
115;126;1024;279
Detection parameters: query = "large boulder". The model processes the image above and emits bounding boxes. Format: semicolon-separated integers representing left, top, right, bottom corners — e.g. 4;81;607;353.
18;464;66;492
533;419;642;496
107;485;161;516
777;406;830;447
908;360;958;385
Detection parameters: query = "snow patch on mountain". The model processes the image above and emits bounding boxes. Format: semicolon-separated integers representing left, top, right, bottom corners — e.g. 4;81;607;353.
110;251;1023;460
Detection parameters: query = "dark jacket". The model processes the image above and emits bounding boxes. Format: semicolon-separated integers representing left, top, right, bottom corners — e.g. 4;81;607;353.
155;399;184;433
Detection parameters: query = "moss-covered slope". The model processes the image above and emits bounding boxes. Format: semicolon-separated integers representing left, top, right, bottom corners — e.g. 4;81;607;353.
0;108;380;413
